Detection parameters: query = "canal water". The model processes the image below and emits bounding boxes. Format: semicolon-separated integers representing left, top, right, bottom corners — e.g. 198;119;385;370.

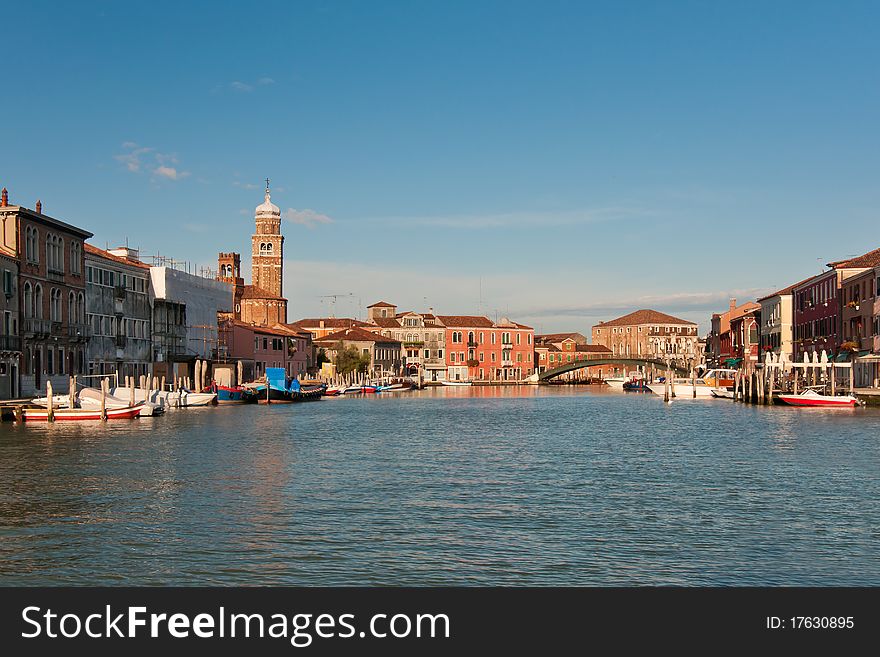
1;387;878;586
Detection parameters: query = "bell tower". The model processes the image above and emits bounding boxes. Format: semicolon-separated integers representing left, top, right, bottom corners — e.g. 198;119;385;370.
217;252;244;319
251;179;284;297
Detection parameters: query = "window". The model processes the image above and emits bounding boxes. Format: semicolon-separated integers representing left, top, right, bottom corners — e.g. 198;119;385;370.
451;352;456;362
50;288;62;322
23;283;33;319
34;285;43;318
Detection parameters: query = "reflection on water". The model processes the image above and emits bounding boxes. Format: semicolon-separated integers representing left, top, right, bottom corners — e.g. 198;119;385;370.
1;387;879;585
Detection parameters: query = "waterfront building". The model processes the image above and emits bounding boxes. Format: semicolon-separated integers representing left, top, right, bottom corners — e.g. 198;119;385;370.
313;326;402;377
706;300;760;367
839;260;879;387
218;318;312;383
149;264;233;384
872;265;880;388
0;242;20;398
729;306;761;364
84;244;152;380
288;317;372;340
535;334;612;380
0;189;92;396
436;315;534;382
757;280;809;361
791;249;878;360
592;309;699;364
365;302;447;380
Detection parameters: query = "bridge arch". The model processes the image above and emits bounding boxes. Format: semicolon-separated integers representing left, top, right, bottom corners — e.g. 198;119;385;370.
538;358;690;381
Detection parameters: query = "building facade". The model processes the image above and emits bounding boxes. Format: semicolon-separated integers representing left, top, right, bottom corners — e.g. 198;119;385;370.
219;318;312;383
437;315;534;382
592;309;699;363
365;302;447;381
85;245;152;380
0;248;20;398
314;326;402;377
150;265;233;383
0;190;92;396
706;300;760;366
758;282;803;361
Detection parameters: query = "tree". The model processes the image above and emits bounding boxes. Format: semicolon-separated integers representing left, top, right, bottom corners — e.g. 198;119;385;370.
316;348;330;367
334;343;371;375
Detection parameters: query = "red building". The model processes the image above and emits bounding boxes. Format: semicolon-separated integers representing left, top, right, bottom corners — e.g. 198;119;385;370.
437;315;534;382
729;306;760;363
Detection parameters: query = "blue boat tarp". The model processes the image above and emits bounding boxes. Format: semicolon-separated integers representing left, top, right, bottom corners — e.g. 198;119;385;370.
266;367;300;393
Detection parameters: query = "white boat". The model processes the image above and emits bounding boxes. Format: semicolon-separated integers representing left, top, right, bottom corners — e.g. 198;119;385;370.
31;388;163;416
440;380;473;386
710;388;734;399
79;387;163;416
646;369;738;398
777;389;858;408
605;372;645;390
110;387;216;408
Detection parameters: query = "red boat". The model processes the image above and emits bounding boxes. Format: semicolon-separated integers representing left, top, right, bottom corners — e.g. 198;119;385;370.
777;390;858;408
21;404;144;421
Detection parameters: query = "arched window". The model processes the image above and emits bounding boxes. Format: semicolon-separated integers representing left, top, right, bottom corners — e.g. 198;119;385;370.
34;284;43;319
266;242;273;252
46;234;52;270
68;291;75;324
77;293;85;324
23;282;32;319
58;237;64;272
50;288;62;322
468;331;475;345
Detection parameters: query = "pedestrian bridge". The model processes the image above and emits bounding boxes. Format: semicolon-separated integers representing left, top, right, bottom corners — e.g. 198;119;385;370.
538;358;690;381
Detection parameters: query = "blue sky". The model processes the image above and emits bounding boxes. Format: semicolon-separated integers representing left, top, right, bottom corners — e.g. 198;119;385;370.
2;0;878;333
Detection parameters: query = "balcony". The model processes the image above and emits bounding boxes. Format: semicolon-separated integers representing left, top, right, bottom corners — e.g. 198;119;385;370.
0;335;21;352
67;323;92;341
23;318;51;336
467;339;478;347
47;268;65;283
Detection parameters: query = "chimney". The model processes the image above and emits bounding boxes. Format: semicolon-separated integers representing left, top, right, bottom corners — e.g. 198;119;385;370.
35;200;42;214
319;320;325;329
729;299;736;314
1;188;7;207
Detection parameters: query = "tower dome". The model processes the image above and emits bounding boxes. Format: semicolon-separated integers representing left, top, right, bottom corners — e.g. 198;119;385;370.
255;179;280;218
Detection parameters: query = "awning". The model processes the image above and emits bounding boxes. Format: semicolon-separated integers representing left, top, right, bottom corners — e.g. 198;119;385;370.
723;357;742;366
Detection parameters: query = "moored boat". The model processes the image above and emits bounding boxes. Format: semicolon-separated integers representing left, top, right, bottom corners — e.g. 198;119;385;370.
343;385;378;394
323;386;342;396
21;404;144;421
646;369;738;398
440;380;472;387
777;389;858;407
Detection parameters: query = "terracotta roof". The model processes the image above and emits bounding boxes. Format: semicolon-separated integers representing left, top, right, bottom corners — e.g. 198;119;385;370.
537;332;588;343
289;317;370;330
435;315;496;328
757;275;817;302
594;309;696;327
84;243;151;270
828;247;880;269
371;317;401;328
315;326;401;344
367;301;396;308
578;344;611;353
223;319;309;338
241;284;285;301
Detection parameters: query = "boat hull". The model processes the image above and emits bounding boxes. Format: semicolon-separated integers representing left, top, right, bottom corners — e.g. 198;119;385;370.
646;383;718;398
440;381;472;387
22;405;143;421
778;395;857;407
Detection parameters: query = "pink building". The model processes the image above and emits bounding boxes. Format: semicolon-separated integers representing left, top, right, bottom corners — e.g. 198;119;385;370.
437;315;534;382
219;319;312;382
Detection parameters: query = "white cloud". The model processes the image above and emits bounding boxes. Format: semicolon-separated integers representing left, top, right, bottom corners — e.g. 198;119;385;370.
115;142;190;181
222;76;275;93
283;208;334;229
256;77;275;86
230;81;253;93
154;166;189;181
